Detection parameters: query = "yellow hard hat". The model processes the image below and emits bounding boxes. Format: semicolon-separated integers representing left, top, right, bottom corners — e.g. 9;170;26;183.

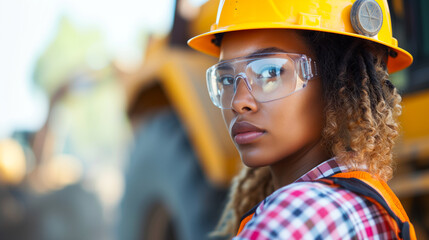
188;0;413;73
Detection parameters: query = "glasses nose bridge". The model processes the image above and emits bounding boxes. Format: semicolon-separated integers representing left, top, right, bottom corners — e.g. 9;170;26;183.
234;72;252;92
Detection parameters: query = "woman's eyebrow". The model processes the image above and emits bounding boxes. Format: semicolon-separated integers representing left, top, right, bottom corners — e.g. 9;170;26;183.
218;47;287;62
217;62;233;70
246;47;287;58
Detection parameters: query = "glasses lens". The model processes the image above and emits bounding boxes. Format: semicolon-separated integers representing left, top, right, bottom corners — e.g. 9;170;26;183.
246;57;297;102
207;53;312;109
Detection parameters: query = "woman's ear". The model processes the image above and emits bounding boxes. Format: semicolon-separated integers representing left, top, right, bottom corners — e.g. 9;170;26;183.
212;33;224;47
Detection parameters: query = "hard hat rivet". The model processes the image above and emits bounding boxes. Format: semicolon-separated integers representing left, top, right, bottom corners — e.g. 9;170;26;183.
351;0;383;37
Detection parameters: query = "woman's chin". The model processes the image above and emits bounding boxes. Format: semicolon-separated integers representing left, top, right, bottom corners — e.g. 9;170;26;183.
240;153;274;168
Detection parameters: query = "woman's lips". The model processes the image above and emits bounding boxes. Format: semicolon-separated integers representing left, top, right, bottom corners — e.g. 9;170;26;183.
234;131;265;144
231;121;265;145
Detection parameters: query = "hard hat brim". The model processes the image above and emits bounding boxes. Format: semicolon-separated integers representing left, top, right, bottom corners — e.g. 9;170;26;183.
187;23;413;74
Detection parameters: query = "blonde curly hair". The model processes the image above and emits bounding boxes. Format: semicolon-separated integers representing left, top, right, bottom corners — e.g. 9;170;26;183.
210;31;402;238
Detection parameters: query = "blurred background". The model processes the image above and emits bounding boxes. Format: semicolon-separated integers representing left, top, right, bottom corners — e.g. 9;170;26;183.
0;0;428;239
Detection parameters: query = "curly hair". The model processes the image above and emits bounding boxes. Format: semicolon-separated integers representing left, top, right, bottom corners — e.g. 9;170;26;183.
210;31;402;238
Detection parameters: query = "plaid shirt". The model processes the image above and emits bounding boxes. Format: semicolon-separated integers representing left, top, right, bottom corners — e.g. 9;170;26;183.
234;158;397;239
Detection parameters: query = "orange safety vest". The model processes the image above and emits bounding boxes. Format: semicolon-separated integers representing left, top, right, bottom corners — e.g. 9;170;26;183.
236;171;417;240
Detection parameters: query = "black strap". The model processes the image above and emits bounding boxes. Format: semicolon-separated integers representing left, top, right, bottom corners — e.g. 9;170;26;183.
239;203;258;222
319;177;411;240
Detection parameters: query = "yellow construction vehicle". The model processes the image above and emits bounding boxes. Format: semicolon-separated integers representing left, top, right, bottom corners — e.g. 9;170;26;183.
117;1;239;240
117;0;429;239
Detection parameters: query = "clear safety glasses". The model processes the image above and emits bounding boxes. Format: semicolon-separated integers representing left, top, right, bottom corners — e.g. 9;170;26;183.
206;52;318;109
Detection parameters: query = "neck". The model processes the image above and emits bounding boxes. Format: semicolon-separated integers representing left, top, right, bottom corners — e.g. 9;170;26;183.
269;138;332;190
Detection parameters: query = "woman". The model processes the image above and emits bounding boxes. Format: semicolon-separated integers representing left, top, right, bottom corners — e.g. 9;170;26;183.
188;0;416;239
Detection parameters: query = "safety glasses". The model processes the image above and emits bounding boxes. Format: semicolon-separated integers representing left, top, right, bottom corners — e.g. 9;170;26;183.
206;52;318;109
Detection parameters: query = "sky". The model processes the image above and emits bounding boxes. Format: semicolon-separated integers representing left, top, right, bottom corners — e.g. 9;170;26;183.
0;0;207;138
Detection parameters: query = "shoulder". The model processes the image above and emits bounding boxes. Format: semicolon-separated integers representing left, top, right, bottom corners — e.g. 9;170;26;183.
260;181;362;224
236;181;394;239
268;181;341;202
266;181;358;208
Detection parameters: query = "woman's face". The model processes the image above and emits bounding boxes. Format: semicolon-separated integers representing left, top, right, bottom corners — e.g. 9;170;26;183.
220;29;325;167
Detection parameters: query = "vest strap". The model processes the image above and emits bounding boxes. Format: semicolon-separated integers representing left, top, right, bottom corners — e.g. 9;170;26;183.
318;176;412;240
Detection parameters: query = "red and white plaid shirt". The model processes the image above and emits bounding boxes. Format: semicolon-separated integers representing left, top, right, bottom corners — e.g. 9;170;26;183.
234;158;397;239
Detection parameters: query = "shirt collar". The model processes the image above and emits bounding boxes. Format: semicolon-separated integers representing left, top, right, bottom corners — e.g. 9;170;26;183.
254;158;349;217
294;157;348;183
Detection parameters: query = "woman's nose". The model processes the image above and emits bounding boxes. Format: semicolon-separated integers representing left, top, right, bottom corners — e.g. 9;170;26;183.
231;76;258;113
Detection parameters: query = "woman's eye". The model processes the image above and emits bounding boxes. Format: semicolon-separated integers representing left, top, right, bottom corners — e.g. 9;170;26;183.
260;66;283;79
257;66;284;93
218;75;234;85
